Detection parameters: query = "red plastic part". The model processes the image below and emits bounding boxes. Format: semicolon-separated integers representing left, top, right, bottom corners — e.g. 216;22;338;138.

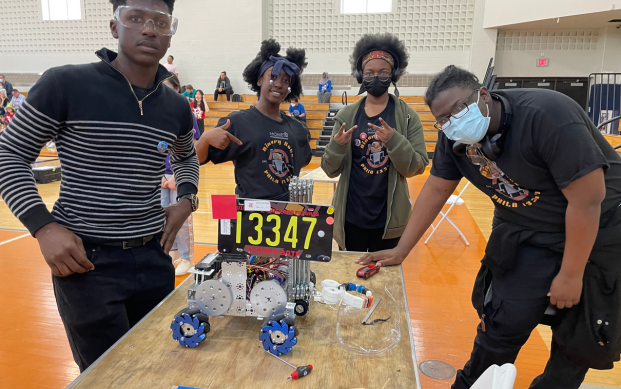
356;264;381;279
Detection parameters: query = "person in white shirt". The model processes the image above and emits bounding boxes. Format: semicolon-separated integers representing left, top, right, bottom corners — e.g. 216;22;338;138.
11;90;25;111
164;55;179;76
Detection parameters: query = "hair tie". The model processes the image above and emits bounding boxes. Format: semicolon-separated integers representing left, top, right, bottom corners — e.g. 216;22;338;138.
258;56;301;82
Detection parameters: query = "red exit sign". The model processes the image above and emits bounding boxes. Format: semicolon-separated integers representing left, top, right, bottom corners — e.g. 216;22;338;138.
537;58;549;67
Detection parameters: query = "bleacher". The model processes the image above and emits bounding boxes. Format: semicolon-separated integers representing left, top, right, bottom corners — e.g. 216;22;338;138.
207;94;438;156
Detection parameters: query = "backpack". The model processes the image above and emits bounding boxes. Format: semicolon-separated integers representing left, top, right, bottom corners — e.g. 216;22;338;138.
232;94;242;102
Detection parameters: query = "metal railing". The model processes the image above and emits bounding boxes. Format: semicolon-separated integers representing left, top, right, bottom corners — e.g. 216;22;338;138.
587;73;621;134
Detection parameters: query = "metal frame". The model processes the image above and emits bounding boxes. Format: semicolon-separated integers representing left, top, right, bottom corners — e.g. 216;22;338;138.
587;73;621;134
424;182;471;246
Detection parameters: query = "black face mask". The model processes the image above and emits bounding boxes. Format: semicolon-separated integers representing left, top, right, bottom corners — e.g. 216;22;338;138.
359;76;392;97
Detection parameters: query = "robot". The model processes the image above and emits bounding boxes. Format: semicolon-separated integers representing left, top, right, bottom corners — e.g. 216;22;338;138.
270;151;287;175
170;193;332;356
368;141;385;166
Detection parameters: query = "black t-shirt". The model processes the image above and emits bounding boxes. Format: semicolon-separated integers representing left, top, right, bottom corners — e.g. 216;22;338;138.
346;98;396;228
430;89;621;232
207;107;312;201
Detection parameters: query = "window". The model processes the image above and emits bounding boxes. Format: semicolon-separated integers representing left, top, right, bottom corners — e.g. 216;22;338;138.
341;0;392;14
42;0;82;21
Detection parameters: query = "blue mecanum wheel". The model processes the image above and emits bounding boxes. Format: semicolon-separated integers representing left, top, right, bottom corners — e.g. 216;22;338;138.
170;308;209;348
260;318;297;355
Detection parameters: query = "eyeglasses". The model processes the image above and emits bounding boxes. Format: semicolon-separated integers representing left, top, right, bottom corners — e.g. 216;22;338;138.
434;89;479;131
466;144;504;180
114;6;178;36
362;71;391;84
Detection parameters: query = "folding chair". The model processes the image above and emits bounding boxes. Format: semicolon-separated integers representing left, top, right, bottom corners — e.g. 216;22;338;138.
471;364;517;389
424;181;470;246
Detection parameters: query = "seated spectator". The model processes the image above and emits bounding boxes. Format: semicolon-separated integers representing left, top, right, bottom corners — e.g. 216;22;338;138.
182;84;195;102
0;89;8;117
288;97;306;122
318;72;332;103
11;90;25;111
214;71;233;101
164;55;179;76
0;75;13;96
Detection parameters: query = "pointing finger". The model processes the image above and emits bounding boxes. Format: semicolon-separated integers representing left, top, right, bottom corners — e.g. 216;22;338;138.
227;132;243;145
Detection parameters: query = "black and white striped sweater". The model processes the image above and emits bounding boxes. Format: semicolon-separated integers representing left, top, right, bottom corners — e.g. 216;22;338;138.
0;48;199;242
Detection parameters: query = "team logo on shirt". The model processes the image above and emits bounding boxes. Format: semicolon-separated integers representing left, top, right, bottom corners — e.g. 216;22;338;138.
354;133;390;175
192;107;203;119
481;168;539;208
262;140;295;183
269;150;289;176
366;141;389;169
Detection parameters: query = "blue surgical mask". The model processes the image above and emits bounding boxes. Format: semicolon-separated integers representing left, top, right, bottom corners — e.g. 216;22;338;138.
442;90;490;144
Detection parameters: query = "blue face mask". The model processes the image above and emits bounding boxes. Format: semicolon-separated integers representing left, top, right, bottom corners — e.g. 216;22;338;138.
442;90;490;144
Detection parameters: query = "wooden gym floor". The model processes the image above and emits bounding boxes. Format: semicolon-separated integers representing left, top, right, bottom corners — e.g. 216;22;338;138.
0;156;620;389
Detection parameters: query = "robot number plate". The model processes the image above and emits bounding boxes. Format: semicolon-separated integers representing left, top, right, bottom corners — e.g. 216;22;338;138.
218;198;334;262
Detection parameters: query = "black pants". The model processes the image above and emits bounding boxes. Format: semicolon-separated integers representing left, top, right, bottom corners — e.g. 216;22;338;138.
453;244;589;389
344;221;399;252
214;89;233;101
52;236;175;372
196;118;205;135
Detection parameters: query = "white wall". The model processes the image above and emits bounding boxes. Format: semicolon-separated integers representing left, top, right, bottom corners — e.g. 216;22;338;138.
469;0;498;81
165;0;263;95
484;0;621;28
0;0;116;73
0;0;262;96
267;0;480;77
494;26;621;77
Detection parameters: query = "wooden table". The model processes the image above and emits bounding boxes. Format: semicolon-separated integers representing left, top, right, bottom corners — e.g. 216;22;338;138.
300;167;340;192
67;252;421;389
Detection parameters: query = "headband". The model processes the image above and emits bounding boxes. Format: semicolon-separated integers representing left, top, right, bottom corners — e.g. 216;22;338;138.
258;56;301;81
362;50;394;69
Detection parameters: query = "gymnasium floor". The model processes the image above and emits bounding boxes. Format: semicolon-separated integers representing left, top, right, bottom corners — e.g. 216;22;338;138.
0;156;620;389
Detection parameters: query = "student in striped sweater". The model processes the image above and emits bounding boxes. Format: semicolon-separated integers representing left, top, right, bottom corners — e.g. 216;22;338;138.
0;0;199;371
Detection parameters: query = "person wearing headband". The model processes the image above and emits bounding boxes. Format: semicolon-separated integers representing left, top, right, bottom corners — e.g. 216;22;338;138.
321;33;428;252
195;39;312;201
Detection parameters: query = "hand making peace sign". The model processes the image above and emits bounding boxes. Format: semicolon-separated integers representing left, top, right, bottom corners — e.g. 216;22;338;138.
333;122;358;145
368;117;394;143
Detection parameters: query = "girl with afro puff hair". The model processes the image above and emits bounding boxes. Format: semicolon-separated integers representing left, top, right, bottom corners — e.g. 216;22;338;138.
195;39;311;201
321;33;429;252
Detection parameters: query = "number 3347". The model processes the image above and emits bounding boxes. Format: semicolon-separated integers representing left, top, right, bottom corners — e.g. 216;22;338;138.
235;212;317;250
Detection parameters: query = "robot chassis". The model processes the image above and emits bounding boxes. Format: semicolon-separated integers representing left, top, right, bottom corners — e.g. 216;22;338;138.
170;177;317;356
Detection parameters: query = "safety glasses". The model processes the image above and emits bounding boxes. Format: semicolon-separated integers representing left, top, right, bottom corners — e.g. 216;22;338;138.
114;6;178;36
466;144;504;180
